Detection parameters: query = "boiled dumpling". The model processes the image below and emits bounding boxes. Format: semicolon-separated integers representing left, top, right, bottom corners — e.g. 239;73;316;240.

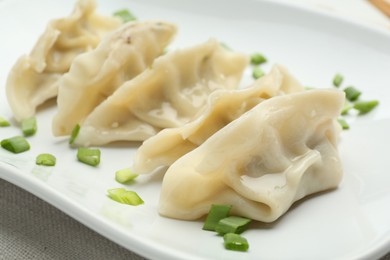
72;39;249;146
52;20;177;136
6;0;121;122
159;89;345;222
133;65;304;174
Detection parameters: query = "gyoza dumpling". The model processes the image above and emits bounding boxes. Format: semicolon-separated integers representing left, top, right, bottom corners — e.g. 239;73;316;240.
72;39;249;146
52;20;177;136
133;65;304;174
159;89;345;222
6;0;121;122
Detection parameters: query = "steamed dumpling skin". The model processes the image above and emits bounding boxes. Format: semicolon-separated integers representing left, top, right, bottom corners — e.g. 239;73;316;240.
159;89;345;222
6;0;121;122
52;20;177;136
133;65;304;174
72;39;249;146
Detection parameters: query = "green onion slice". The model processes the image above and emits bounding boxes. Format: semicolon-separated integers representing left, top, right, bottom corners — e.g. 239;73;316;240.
115;168;138;184
0;116;10;127
220;42;231;50
332;73;343;88
252;66;265;79
107;188;144;206
1;136;30;153
113;9;137;23
344;86;361;102
250;53;267;65
337;118;349;130
223;233;249;252
341;101;353;115
69;124;80;145
36;153;56;166
21;117;37;137
215;216;252;235
203;204;232;231
353;100;379;115
77;147;101;166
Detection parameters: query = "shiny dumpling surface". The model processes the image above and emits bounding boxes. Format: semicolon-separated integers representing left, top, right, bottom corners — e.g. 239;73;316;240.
133;65;304;174
159;89;345;222
73;39;249;146
52;20;177;136
6;0;121;122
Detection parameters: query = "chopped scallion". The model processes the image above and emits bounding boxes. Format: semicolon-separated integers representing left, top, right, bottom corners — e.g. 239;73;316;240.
115;168;138;184
107;188;144;206
113;9;137;23
21;117;37;137
341;101;353;115
344;86;361;102
220;42;231;50
353;100;379;115
252;66;265;79
223;233;249;252
337;118;349;130
215;216;252;235
69;124;80;145
332;73;343;88
36;153;56;166
250;53;267;65
1;136;30;153
77;147;101;166
203;204;232;231
0;116;10;127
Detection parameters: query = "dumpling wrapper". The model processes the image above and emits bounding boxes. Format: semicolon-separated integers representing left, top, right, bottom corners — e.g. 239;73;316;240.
52;20;177;136
6;0;121;122
73;39;249;146
133;65;304;174
159;89;345;222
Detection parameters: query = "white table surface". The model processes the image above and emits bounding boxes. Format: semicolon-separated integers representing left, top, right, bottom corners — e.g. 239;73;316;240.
1;1;390;259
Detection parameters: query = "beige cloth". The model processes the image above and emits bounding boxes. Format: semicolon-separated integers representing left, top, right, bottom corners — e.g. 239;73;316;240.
0;179;146;260
1;178;390;259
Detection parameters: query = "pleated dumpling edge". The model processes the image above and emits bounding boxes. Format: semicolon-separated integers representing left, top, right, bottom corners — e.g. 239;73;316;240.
6;0;121;122
72;38;249;146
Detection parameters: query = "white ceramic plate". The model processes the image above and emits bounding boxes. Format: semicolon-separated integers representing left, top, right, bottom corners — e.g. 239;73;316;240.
1;0;390;259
